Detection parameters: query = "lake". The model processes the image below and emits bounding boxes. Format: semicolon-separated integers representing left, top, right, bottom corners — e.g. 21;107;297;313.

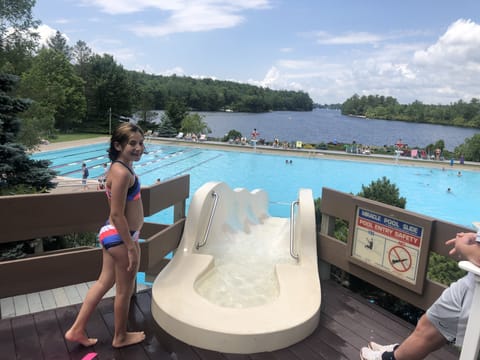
192;109;480;151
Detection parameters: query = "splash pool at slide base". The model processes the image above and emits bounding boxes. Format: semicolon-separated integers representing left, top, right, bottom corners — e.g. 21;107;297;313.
151;182;321;353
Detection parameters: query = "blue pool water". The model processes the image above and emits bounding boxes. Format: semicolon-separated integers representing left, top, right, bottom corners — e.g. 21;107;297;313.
32;142;480;228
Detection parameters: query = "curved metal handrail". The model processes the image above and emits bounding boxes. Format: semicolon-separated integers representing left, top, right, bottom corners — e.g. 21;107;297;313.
290;200;299;261
196;191;219;249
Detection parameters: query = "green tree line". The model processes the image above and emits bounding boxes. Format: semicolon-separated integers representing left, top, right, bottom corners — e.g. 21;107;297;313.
341;94;480;129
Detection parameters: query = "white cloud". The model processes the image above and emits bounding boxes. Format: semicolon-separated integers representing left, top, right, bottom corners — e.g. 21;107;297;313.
314;31;385;45
259;19;480;104
131;7;244;37
36;24;66;46
81;0;270;14
259;66;280;87
81;0;271;36
414;19;480;66
160;66;186;76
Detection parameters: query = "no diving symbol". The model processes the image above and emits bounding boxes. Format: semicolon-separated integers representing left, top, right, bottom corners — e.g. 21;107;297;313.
388;246;412;272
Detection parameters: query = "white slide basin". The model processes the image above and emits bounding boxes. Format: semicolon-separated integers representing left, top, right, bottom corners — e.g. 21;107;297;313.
151;181;321;353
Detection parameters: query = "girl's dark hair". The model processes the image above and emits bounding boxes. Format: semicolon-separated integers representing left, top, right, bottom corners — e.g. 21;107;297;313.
108;122;144;161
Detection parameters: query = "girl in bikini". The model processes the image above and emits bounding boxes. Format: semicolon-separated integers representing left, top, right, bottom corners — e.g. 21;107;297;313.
65;123;146;348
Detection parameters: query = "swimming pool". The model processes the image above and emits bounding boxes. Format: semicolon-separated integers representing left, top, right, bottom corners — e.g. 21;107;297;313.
32;142;480;228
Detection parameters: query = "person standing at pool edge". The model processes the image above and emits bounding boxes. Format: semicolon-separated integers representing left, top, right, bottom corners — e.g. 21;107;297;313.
81;163;89;190
65;123;146;348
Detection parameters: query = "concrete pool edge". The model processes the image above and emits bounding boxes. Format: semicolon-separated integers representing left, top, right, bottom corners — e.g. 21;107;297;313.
37;136;480;172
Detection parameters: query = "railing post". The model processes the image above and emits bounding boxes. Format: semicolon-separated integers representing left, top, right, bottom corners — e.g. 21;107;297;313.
458;261;480;360
318;214;335;280
173;201;186;222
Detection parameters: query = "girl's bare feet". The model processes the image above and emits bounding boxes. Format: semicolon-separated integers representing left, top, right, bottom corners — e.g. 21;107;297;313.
65;329;98;347
112;331;146;348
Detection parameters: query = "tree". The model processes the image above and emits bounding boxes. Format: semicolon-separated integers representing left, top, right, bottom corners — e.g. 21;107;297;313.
81;54;132;131
128;72;157;130
164;99;188;131
156;115;177;137
455;134;480;162
181;113;211;135
0;73;56;194
47;30;71;60
222;129;242;142
17;101;55;148
0;0;40;74
0;74;27;144
72;40;93;81
19;48;86;133
72;40;93;66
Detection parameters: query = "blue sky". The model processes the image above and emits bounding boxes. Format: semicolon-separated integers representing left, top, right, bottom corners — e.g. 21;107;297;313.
33;0;480;105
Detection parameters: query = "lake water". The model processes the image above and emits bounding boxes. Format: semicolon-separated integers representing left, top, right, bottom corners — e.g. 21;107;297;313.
195;109;479;151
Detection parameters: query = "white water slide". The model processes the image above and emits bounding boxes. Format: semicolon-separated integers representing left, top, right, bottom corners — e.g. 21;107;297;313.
151;181;321;354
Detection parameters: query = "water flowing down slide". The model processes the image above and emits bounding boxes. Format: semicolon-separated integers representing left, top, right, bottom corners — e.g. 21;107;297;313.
151;181;321;354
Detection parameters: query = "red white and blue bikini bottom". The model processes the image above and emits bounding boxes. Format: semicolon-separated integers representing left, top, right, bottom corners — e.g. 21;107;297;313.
98;222;139;250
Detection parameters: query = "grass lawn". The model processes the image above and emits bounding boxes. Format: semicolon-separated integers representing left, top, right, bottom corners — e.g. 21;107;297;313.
51;133;107;143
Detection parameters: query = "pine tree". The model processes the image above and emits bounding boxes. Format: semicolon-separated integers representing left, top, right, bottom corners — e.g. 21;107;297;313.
0;73;56;194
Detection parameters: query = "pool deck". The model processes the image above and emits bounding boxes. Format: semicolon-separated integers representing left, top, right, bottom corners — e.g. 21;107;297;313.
0;280;460;360
38;135;480;174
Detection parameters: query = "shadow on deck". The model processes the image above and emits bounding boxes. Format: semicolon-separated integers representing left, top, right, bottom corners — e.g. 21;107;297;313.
0;280;459;360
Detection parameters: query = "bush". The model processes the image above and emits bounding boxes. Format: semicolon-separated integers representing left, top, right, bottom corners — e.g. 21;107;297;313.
222;129;242;142
357;176;406;209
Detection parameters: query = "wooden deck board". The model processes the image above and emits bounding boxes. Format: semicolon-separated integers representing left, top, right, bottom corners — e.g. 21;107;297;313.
35;309;71;360
0;316;15;360
52;287;70;308
39;289;57;311
12;294;29;316
12;314;43;360
26;291;43;313
0;297;14;318
0;280;460;360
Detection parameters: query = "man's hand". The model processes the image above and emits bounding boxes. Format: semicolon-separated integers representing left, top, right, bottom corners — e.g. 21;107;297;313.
446;232;477;261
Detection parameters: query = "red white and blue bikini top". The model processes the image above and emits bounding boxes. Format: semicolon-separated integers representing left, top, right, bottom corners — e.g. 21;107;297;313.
105;160;141;201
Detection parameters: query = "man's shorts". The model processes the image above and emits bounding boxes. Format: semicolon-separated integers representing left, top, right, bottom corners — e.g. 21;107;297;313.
426;273;474;346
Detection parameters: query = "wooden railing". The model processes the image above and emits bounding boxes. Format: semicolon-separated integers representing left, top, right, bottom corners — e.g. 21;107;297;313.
0;174;190;299
318;187;470;310
0;182;470;305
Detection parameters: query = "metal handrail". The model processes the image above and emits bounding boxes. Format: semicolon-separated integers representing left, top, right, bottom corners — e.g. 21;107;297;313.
196;191;219;249
290;200;299;261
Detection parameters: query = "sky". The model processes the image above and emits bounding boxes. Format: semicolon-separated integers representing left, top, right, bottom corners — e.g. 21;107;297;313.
32;0;480;105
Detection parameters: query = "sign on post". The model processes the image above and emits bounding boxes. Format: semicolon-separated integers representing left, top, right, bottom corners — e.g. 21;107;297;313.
349;204;432;294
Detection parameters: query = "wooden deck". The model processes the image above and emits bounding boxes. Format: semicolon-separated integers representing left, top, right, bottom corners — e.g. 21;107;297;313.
0;282;150;319
0;280;459;360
